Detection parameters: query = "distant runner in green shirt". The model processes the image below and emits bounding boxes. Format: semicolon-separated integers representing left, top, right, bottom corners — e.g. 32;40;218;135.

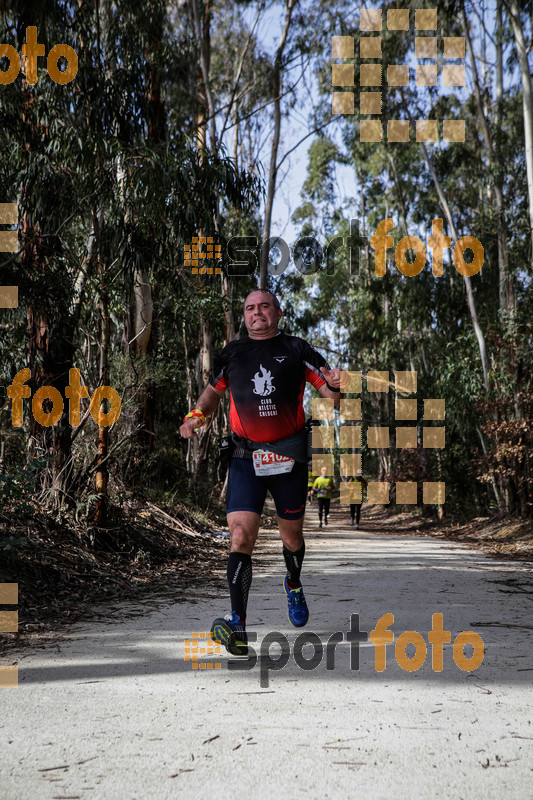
312;466;335;528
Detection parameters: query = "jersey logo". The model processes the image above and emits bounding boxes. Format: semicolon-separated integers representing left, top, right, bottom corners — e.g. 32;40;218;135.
273;356;287;363
252;364;275;396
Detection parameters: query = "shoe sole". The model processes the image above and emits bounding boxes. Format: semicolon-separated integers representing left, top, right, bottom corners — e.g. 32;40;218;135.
283;582;309;628
211;619;248;656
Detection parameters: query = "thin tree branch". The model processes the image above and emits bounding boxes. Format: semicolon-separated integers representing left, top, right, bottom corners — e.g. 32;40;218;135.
276;118;336;172
220;0;266;139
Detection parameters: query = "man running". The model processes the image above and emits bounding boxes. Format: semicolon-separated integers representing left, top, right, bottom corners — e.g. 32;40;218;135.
312;465;335;528
347;469;367;529
179;289;343;655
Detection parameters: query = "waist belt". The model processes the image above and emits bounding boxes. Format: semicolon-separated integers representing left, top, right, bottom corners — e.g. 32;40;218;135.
232;445;254;460
231;428;308;464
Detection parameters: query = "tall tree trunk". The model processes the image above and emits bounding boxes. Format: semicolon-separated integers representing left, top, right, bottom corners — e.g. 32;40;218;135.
260;0;298;288
182;318;196;475
465;1;523;505
188;0;215;479
24;239;75;508
20;19;74;506
193;313;214;480
419;142;491;392
131;266;155;453
94;256;110;525
505;0;533;265
130;3;166;453
191;0;216;153
461;4;514;313
417;144;506;509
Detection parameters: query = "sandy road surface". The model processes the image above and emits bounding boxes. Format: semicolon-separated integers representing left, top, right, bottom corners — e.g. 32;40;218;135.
2;507;532;799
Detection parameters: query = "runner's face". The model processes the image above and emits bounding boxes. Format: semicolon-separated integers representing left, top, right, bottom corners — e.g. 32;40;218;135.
321;467;327;477
243;292;282;338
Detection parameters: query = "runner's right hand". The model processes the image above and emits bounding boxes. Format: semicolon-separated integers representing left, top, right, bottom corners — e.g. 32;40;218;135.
179;418;203;439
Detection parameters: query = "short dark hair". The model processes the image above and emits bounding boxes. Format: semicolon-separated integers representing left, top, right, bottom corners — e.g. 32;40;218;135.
244;289;280;312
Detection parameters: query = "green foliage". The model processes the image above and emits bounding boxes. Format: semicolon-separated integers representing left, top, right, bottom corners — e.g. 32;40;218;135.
0;456;49;512
0;0;264;511
0;0;531;524
0;456;50;551
277;0;533;517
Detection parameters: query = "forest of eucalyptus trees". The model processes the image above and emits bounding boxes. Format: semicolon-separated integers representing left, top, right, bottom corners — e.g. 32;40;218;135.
0;0;531;533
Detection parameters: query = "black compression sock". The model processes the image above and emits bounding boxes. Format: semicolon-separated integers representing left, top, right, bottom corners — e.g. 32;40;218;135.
283;541;305;587
227;552;252;621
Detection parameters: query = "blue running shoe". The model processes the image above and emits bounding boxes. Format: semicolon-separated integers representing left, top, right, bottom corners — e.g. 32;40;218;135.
283;576;309;627
211;611;248;656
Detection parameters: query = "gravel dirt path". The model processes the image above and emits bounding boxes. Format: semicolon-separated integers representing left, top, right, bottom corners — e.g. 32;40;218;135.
2;504;532;799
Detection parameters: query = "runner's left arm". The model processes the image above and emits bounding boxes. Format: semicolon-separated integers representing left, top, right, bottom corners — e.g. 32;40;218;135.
300;339;345;407
301;342;341;493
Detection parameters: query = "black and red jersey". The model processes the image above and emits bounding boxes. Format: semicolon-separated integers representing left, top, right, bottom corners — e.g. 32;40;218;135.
210;332;330;441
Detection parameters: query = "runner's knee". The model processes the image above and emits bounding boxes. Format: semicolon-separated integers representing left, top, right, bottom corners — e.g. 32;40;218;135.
282;533;304;550
230;524;257;553
278;520;304;551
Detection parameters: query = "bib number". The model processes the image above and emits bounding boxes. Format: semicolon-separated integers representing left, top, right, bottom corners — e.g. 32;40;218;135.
253;449;295;476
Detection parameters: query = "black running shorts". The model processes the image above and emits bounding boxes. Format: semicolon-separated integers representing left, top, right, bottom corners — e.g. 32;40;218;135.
226;456;308;520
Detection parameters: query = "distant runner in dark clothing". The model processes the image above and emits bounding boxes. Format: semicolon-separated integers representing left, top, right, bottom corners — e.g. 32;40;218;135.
347;471;367;529
179;289;344;654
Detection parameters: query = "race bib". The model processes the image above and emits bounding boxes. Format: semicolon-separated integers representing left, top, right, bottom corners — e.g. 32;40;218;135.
252;449;295;476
